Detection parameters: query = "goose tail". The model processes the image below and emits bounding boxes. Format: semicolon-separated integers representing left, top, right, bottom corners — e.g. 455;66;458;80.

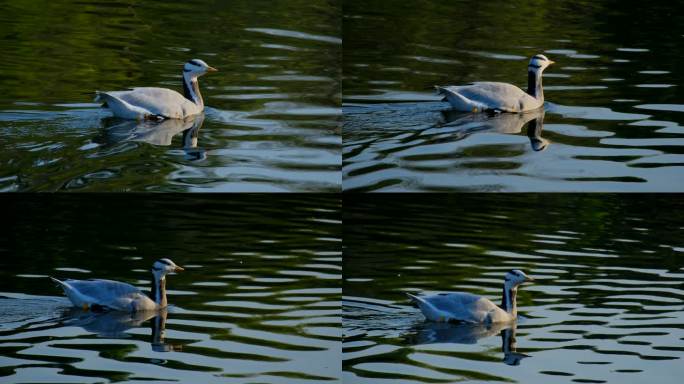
49;276;66;288
406;292;448;322
406;292;429;308
434;85;448;102
49;277;88;309
95;91;151;120
435;86;483;112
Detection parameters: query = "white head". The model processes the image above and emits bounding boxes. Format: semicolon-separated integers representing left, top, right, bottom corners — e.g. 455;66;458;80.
528;54;554;72
151;258;184;280
183;59;218;77
504;269;534;288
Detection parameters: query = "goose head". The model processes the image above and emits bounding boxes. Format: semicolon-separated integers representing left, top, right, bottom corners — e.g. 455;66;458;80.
504;269;534;288
183;59;218;77
528;54;554;73
151;258;184;280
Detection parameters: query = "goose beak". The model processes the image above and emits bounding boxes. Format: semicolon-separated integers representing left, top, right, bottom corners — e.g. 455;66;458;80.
174;265;185;272
526;275;535;282
206;66;218;73
548;60;555;65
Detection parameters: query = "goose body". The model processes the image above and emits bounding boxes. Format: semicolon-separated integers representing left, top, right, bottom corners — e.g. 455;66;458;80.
95;59;217;120
407;269;534;324
51;258;184;312
437;55;554;113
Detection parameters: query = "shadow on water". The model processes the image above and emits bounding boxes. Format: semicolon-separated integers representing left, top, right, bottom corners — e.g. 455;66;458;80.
407;322;529;366
96;113;206;161
59;307;183;352
344;101;547;151
438;108;548;152
0;294;182;352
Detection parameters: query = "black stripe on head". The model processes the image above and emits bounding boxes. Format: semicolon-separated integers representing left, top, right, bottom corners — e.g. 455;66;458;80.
183;68;193;72
189;59;202;66
528;64;542;69
152;266;163;271
158;259;172;266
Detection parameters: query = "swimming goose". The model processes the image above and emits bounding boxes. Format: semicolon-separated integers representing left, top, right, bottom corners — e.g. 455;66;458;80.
437;54;554;113
407;269;534;323
50;258;184;312
95;59;217;120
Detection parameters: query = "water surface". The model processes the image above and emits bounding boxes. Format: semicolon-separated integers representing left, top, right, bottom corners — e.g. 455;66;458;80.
343;195;684;383
0;196;341;383
0;0;341;192
343;0;684;191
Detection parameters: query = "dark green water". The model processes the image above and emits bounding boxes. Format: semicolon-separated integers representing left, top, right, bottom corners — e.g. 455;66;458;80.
0;0;341;192
343;195;684;383
0;196;341;383
343;0;684;191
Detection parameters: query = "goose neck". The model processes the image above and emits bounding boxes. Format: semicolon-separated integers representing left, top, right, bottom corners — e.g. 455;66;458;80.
182;72;204;109
527;70;544;102
150;273;167;308
501;283;518;318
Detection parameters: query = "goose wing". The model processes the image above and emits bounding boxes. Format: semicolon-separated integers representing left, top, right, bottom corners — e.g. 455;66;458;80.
105;88;199;119
409;292;499;323
440;82;539;112
57;278;148;311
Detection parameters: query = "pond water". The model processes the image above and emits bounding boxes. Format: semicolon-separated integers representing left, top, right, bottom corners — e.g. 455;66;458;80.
343;195;684;383
342;0;684;191
0;0;341;192
0;196;341;383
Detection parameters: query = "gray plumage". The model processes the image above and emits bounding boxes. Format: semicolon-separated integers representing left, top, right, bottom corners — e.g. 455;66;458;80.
96;88;202;120
437;54;554;113
51;278;153;312
407;292;508;323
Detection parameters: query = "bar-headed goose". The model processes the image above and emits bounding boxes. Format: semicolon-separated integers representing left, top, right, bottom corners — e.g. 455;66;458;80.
437;54;554;113
407;269;534;323
50;258;184;312
95;59;217;120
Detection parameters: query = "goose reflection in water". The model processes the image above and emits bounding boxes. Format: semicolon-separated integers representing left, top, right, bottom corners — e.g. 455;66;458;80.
59;307;182;352
95;113;206;161
438;108;549;152
406;321;530;366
